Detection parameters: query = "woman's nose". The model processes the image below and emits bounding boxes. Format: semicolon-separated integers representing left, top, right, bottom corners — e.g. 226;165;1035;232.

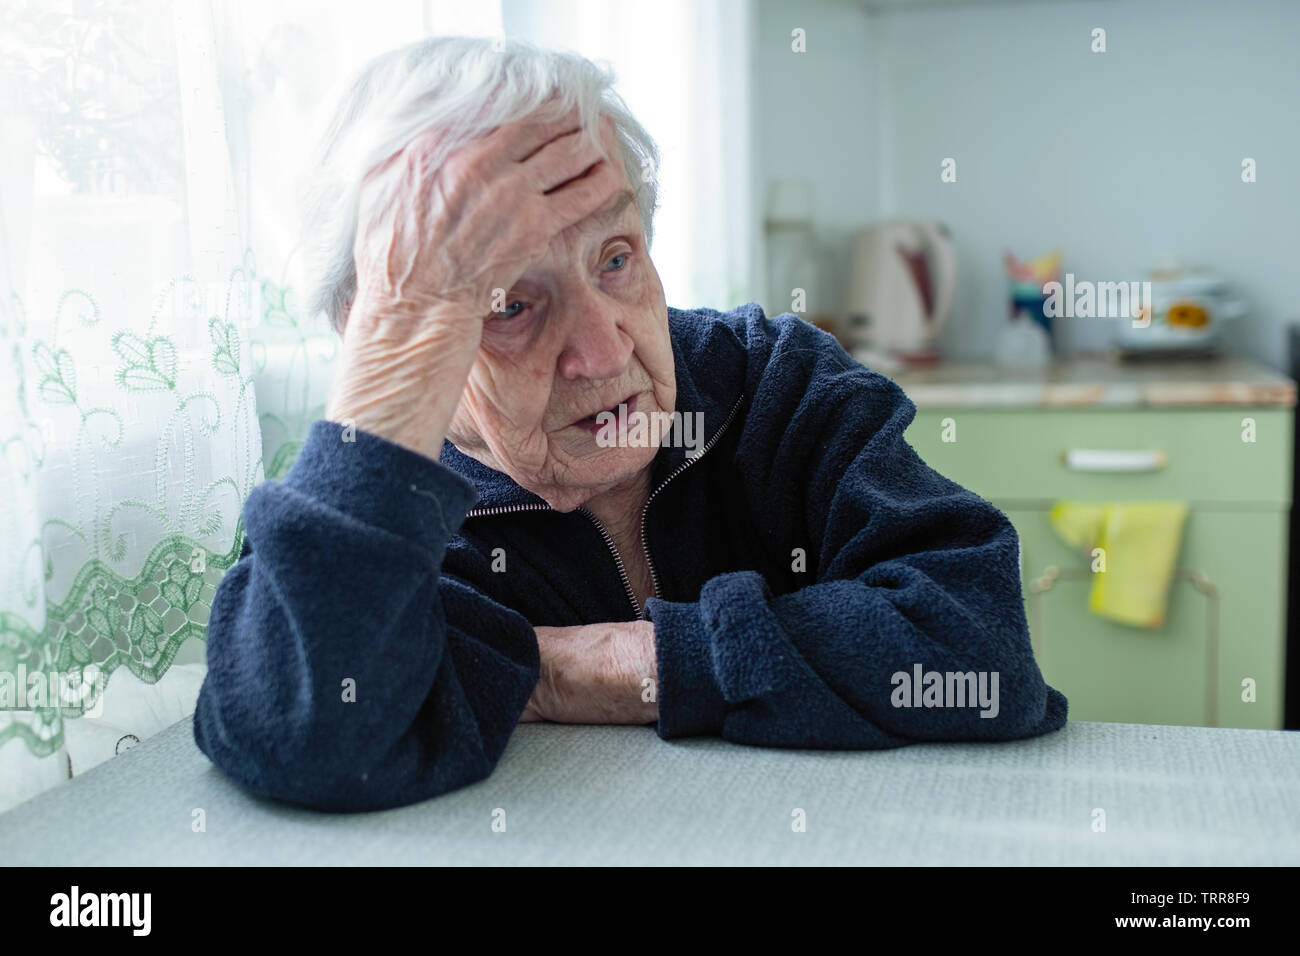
555;291;634;382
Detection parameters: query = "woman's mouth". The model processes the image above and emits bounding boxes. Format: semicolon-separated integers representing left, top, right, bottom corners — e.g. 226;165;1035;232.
572;393;637;434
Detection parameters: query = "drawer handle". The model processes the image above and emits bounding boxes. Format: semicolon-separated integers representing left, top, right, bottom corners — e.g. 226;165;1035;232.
1061;449;1168;472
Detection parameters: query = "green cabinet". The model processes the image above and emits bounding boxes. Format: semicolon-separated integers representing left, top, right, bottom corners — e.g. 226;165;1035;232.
906;408;1291;730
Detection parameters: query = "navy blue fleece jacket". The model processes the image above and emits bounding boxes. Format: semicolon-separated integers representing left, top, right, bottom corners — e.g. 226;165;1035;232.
194;303;1067;811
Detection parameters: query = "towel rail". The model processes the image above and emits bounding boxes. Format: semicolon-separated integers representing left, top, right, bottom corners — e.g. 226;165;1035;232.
1061;449;1168;472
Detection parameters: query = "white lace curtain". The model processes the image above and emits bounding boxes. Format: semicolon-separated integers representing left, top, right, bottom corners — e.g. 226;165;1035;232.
0;0;752;812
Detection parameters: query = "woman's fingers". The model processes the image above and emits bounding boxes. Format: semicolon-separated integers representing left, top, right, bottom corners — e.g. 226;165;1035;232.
351;106;628;338
539;157;628;232
522;117;625;231
523;113;618;192
484;105;583;163
528;127;604;194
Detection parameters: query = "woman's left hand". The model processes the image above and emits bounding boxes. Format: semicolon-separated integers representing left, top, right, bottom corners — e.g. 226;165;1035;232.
520;622;659;724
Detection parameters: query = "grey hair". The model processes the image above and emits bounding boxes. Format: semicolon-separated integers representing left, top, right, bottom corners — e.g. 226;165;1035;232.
295;35;661;333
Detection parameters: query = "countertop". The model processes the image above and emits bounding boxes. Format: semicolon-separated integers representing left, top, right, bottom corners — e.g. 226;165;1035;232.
2;716;1297;865
873;354;1296;409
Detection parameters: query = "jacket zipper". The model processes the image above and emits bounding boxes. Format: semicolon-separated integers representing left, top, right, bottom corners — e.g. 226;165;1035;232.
463;392;747;619
463;501;643;616
636;392;746;616
463;503;552;518
577;506;642;616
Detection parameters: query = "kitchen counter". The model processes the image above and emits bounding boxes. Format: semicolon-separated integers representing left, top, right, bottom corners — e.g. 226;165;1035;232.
1;716;1298;865
875;354;1296;409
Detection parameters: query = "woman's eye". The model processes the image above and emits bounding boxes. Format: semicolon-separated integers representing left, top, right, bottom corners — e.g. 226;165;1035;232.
602;253;629;272
498;300;527;318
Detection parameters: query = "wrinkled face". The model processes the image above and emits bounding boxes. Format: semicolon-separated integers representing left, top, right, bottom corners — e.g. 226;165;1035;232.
445;177;675;513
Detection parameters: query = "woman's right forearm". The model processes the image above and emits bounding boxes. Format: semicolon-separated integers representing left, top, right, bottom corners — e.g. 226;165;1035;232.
192;420;539;811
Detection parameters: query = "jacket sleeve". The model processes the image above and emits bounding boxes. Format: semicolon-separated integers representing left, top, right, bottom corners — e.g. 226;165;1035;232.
193;420;539;812
646;312;1067;748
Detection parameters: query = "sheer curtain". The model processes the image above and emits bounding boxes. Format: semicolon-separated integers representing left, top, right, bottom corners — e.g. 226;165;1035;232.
0;0;269;810
0;0;754;812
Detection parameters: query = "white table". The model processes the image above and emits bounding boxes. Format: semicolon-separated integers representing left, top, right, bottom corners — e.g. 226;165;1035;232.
2;717;1297;865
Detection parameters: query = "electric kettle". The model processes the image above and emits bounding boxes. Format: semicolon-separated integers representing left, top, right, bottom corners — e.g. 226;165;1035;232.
844;220;956;363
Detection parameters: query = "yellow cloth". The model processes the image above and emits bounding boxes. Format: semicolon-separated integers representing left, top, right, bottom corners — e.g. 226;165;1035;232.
1048;501;1189;628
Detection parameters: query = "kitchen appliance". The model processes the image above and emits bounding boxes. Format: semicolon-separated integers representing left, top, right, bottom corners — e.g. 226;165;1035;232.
844;220;956;364
1116;266;1245;356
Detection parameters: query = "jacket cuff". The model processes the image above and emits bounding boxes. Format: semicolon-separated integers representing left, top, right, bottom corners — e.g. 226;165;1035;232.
282;420;480;547
644;597;728;738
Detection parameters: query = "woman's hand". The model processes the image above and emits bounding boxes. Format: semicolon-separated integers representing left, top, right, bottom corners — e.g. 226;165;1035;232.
520;621;659;725
325;110;626;459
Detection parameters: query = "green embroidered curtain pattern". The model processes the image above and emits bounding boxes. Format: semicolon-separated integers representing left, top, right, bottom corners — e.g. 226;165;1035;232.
0;0;349;811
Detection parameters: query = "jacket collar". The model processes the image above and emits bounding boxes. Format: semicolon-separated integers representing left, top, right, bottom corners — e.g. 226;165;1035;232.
440;305;744;512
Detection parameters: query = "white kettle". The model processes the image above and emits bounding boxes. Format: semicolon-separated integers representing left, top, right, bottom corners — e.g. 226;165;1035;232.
844;220;956;363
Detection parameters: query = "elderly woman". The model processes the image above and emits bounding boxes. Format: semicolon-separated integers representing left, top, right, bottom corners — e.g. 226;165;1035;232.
194;36;1066;812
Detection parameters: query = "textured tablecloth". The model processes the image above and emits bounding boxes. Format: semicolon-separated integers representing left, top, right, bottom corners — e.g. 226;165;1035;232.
3;717;1298;865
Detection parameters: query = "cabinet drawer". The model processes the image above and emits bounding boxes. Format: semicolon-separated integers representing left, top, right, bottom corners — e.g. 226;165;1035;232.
907;408;1292;505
